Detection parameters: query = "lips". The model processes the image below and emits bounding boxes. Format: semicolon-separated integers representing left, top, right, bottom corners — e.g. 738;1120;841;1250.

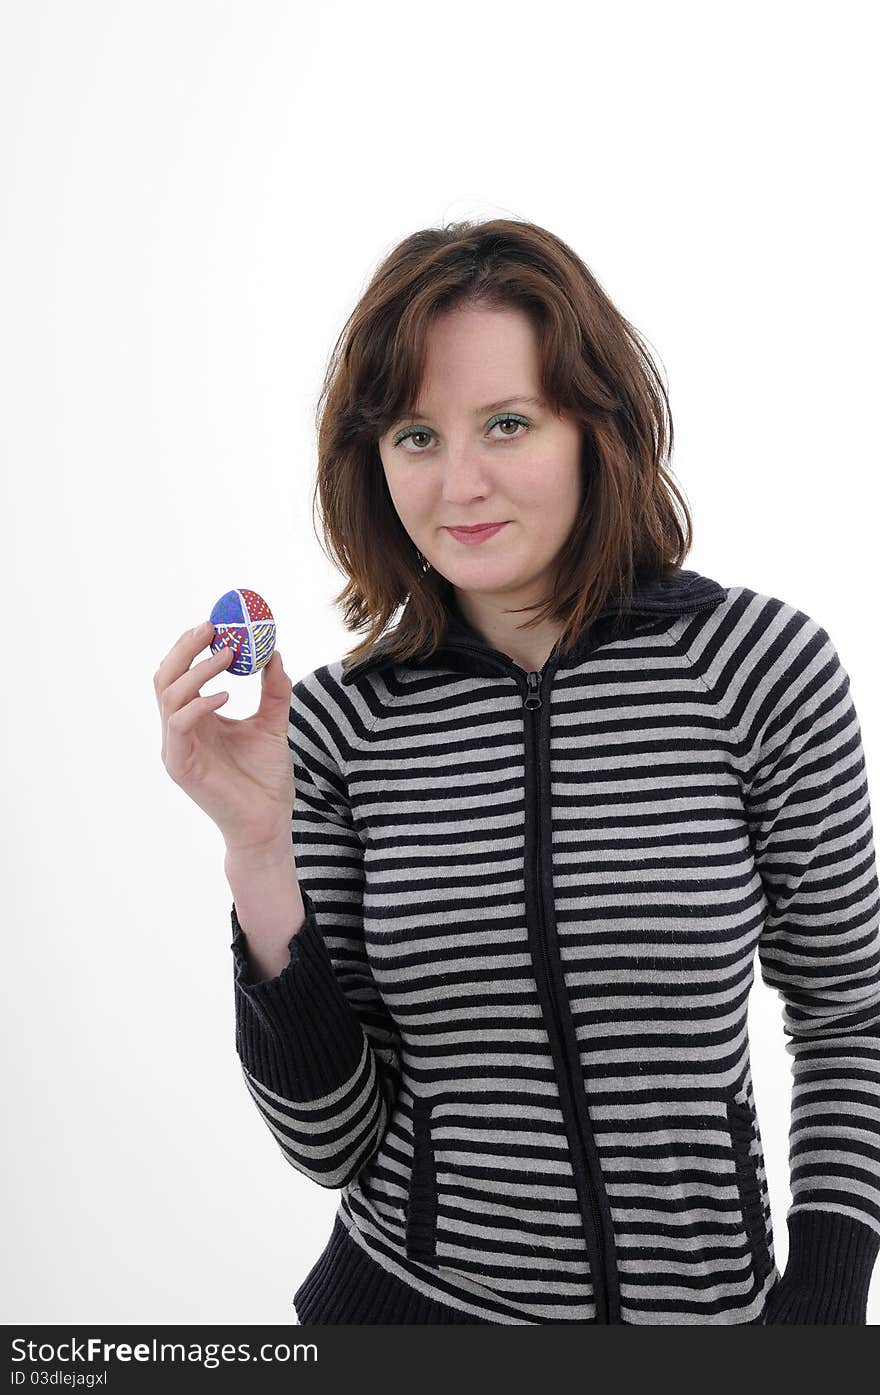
444;522;508;544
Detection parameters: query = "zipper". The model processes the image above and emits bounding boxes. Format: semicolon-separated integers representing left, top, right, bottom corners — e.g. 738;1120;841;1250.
434;636;620;1322
524;668;610;1321
524;665;614;1323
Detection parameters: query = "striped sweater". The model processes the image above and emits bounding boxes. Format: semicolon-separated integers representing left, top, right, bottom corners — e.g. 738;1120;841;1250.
229;567;880;1324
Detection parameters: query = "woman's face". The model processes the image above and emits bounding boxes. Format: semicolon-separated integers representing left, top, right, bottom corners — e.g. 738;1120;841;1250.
377;304;584;607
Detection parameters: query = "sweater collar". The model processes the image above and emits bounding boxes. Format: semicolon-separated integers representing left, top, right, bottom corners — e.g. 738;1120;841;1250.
340;566;727;686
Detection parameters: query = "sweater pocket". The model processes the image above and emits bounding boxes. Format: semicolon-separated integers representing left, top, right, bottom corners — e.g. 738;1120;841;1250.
402;1088;587;1288
404;1093;438;1265
725;1092;773;1284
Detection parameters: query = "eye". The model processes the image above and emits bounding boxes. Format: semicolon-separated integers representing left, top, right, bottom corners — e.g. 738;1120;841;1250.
391;414;531;453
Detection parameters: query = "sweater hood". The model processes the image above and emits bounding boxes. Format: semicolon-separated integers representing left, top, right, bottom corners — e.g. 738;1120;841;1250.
340;566;728;686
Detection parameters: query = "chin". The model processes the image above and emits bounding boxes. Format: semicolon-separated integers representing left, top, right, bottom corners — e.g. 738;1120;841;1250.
448;569;522;594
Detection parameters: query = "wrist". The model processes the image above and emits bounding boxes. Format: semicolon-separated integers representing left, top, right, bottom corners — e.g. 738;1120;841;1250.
762;1211;880;1324
224;835;293;874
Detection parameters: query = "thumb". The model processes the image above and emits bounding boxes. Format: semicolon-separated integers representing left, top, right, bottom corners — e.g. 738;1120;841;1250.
257;650;292;723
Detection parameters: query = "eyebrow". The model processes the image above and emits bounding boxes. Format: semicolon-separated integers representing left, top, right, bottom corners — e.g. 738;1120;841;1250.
405;394;544;419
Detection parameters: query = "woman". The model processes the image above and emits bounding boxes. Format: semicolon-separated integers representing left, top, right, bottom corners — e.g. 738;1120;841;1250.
155;219;880;1324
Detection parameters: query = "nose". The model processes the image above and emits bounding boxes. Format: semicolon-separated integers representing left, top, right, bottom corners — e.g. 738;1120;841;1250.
438;444;494;502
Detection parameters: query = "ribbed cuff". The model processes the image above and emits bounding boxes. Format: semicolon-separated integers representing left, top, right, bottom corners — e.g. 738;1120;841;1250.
762;1210;880;1324
230;887;366;1101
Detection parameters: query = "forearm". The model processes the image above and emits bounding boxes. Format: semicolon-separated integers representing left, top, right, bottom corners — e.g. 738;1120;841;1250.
224;839;306;982
226;841;395;1185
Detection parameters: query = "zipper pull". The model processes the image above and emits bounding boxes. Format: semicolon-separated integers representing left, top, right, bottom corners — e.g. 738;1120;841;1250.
524;670;542;709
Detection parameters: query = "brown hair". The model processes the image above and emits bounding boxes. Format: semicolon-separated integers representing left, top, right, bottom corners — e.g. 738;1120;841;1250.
310;217;693;668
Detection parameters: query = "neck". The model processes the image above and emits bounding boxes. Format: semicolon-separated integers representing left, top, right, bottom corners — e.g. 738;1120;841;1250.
450;585;566;673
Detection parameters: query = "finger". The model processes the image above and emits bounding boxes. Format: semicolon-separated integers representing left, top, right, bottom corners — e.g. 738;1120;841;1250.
166;687;231;743
256;650;292;724
162;685;232;773
261;649;290;686
153;620;216;699
156;629;237;720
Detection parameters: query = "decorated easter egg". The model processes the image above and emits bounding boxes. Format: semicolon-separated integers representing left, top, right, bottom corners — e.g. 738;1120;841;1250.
208;588;276;676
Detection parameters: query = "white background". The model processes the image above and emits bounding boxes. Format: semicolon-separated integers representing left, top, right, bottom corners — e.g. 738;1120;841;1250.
2;0;877;1324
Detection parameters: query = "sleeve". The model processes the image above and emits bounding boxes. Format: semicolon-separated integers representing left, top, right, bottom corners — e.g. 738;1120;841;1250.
229;668;402;1190
744;614;880;1323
